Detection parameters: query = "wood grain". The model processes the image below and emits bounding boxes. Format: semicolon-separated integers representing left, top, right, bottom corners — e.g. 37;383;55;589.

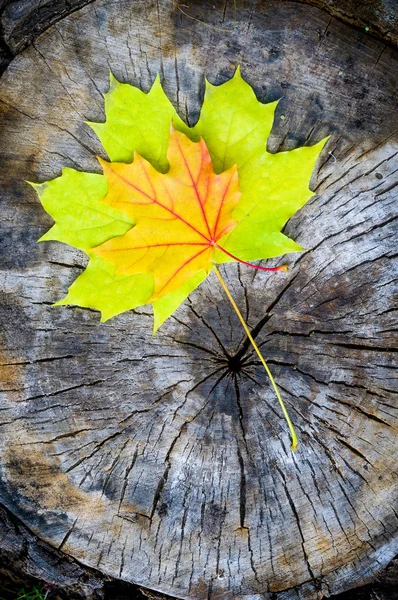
1;0;397;75
0;1;397;598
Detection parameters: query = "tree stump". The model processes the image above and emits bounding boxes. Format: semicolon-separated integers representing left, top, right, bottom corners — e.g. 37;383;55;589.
0;1;397;598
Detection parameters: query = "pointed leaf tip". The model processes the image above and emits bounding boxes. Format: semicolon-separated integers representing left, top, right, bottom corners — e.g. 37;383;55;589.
52;298;65;307
109;71;120;86
26;180;40;190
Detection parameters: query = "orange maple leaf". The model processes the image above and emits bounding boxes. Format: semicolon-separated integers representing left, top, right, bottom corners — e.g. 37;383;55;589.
94;129;241;300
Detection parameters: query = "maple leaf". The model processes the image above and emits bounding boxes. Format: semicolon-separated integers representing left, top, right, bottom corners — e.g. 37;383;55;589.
94;129;240;301
33;68;329;450
34;68;327;331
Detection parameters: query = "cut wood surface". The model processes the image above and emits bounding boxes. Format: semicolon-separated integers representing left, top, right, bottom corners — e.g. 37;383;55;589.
1;0;397;75
0;1;397;599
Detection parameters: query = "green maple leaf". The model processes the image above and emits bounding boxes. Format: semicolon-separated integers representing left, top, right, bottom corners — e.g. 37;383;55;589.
34;68;327;331
33;68;329;451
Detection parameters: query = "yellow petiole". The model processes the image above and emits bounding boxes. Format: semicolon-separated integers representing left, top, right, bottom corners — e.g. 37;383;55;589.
213;265;298;451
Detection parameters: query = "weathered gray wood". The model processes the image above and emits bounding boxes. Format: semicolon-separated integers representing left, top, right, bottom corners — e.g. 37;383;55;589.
294;0;398;46
0;503;106;599
0;1;397;599
1;0;397;76
0;0;94;73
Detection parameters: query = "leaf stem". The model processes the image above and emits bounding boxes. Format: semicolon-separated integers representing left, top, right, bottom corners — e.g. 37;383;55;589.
215;243;288;272
213;265;298;451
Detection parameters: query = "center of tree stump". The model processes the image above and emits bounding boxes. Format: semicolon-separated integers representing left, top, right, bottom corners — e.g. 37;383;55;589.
227;352;244;373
